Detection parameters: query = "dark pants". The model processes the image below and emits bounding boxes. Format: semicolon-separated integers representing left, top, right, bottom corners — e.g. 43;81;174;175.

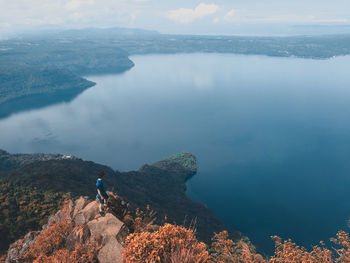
97;193;109;204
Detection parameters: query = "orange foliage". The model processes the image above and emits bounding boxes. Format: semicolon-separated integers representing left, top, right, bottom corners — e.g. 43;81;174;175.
330;231;350;263
21;201;102;263
210;231;265;263
122;221;350;263
122;223;210;263
133;206;157;233
269;236;333;263
22;219;73;261
27;236;102;263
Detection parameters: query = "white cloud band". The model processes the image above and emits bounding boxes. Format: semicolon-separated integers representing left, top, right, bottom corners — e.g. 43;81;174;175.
166;3;219;24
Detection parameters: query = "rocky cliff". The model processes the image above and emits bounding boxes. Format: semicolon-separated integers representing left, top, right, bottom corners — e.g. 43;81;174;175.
5;191;129;263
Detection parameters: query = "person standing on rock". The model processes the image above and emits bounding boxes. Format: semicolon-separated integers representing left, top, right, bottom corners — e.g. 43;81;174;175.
96;171;109;216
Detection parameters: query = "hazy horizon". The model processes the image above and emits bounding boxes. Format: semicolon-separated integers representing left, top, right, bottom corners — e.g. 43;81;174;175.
1;0;350;38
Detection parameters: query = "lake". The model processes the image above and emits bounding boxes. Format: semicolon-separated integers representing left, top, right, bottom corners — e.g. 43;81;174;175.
1;53;350;253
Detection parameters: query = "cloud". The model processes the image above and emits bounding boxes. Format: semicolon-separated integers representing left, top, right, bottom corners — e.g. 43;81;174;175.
223;9;349;24
130;11;140;25
0;0;150;30
224;9;236;21
166;3;219;24
213;17;220;23
65;0;82;10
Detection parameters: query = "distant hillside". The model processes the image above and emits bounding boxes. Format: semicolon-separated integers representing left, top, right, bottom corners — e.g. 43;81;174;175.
0;65;95;105
0;151;240;253
0;149;78;171
13;27;350;59
55;27;159;39
113;33;350;59
0;38;134;116
17;27;159;40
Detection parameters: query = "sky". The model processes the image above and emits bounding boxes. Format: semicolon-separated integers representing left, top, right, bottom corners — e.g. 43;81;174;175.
1;0;350;37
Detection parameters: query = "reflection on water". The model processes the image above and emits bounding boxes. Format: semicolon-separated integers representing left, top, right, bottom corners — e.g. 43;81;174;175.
0;86;92;120
1;54;350;253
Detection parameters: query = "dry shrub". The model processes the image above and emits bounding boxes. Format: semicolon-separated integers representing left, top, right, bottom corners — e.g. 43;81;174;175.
22;201;72;261
122;223;210;263
210;231;265;263
21;201;102;263
133;205;157;233
270;236;333;263
330;231;350;262
22;219;73;261
170;246;210;263
210;231;350;263
27;236;103;263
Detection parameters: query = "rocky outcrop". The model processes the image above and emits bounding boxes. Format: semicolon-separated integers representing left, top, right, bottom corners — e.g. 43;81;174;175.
5;231;39;263
5;191;129;263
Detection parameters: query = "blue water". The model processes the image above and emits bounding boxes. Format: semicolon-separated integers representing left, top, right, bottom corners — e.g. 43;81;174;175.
1;53;350;253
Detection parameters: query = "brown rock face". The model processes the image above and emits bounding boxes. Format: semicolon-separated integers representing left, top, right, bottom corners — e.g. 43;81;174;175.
88;213;125;263
5;191;129;263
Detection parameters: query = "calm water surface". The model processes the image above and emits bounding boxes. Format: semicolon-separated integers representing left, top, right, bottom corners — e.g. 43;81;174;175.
1;54;350;253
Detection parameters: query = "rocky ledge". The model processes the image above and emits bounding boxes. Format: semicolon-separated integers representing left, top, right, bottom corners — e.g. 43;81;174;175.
5;191;129;263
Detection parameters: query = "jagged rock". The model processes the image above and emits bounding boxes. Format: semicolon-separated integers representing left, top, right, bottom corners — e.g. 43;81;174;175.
5;231;39;263
88;213;124;238
74;201;100;226
73;196;89;218
42;199;74;230
42;209;63;230
67;199;74;220
5;193;130;263
74;211;87;226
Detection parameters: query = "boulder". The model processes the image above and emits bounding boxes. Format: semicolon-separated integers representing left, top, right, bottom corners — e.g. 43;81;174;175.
97;237;124;263
85;205;126;263
5;231;39;263
73;196;89;218
74;200;100;226
87;213;124;239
